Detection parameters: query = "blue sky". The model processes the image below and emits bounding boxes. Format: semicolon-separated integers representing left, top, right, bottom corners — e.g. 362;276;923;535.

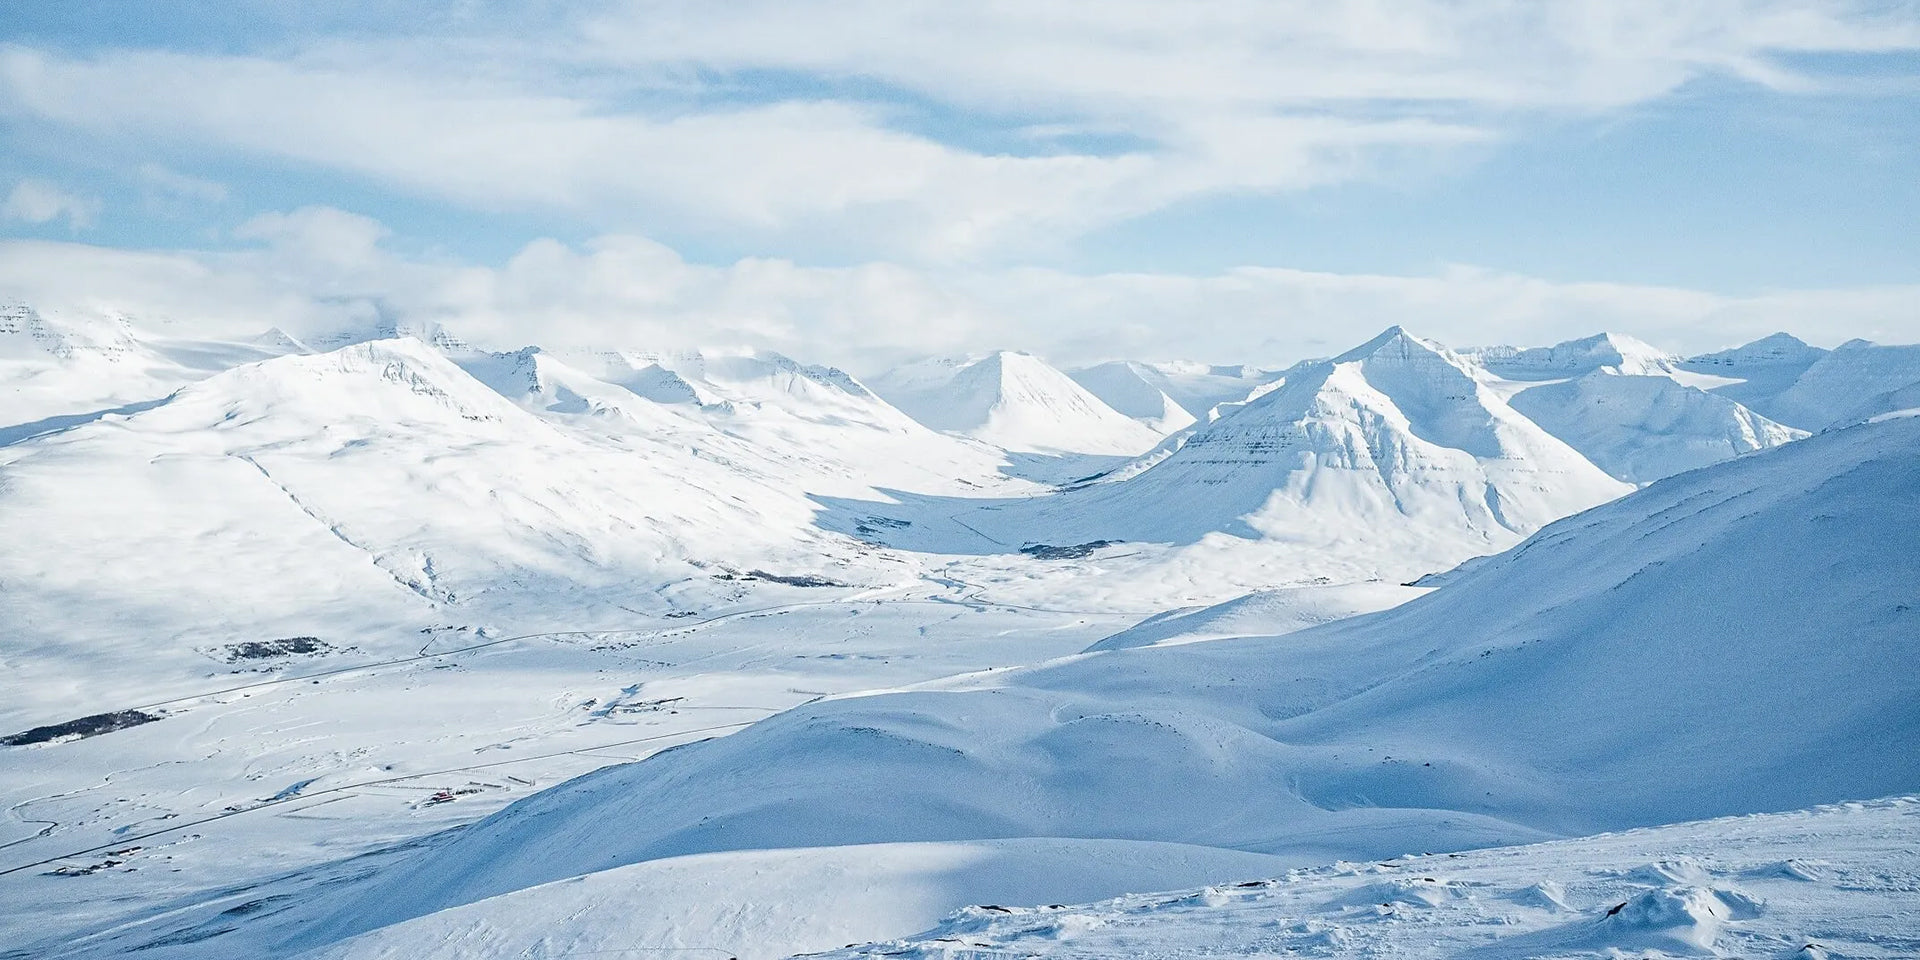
1;1;1917;364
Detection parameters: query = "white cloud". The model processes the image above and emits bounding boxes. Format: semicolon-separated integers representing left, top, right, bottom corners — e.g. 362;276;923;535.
1;1;1909;260
2;179;101;229
234;206;391;272
1;211;1914;369
580;0;1920;112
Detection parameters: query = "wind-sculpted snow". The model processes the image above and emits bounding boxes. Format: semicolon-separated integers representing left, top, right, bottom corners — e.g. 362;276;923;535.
1509;371;1804;483
295;839;1301;960
808;799;1920;960
310;413;1920;944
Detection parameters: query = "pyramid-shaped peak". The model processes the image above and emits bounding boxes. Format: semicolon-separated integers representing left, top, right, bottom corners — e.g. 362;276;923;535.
1331;326;1449;364
249;327;313;354
969;350;1046;374
1550;331;1671;362
1746;332;1811;349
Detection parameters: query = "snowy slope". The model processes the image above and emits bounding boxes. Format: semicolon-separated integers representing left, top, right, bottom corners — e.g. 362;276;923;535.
298;839;1300;960
1468;331;1678;380
303;410;1920;946
814;797;1920;960
1083;582;1426;651
1508;371;1805;483
868;351;1164;455
0;338;912;729
1065;360;1198;435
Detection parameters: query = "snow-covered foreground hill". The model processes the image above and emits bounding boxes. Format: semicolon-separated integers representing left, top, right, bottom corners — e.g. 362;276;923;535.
809;798;1920;960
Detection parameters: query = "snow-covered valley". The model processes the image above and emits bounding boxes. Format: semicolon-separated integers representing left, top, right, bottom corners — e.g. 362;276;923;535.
4;303;1918;959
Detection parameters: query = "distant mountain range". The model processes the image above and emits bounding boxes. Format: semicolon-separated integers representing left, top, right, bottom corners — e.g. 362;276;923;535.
8;303;1917;646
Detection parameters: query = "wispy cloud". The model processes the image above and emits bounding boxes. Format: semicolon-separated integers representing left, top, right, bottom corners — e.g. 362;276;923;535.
136;163;228;204
2;1;1911;261
1;178;100;229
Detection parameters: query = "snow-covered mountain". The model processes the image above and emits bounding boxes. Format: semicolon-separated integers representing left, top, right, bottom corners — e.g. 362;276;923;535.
1673;332;1920;431
1068;358;1284;426
0;302;305;432
872;328;1630;587
1678;331;1829;411
291;410;1920;956
1758;338;1920;430
1132;360;1287;420
1;337;1029;726
1064;360;1198;434
1467;331;1678;380
867;351;1165;455
1103;326;1629;540
1508;370;1805;483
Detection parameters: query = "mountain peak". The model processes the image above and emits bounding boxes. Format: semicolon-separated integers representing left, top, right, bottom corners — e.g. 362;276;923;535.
1748;332;1811;349
870;350;1162;455
1331;325;1439;363
1470;331;1675;380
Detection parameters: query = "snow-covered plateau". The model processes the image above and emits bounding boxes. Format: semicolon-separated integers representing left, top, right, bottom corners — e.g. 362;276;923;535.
3;303;1917;959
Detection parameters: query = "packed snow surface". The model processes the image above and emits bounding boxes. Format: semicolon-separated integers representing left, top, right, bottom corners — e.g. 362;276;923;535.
299;839;1300;960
